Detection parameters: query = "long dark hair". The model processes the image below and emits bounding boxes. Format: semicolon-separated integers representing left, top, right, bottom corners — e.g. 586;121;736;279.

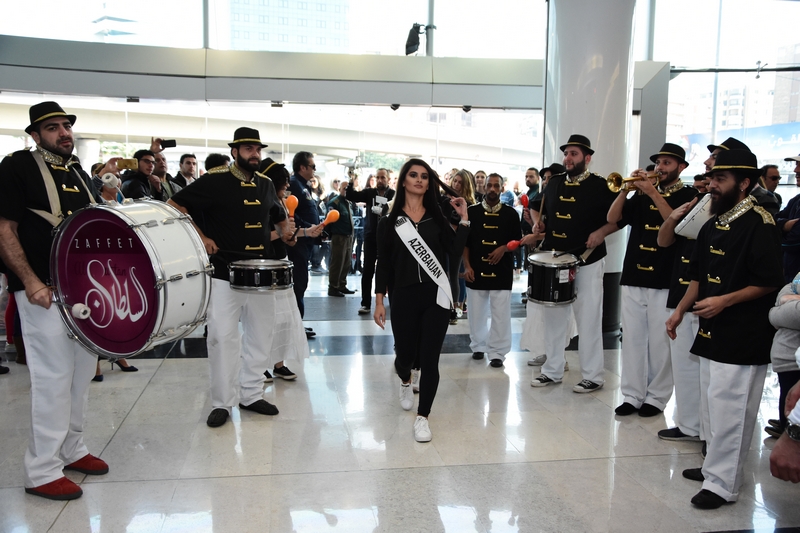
387;158;460;227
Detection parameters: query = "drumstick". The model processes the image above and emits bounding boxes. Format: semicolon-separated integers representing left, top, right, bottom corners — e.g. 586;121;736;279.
53;301;91;320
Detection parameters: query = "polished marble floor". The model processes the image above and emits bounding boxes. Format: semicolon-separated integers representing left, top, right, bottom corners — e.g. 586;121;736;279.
1;273;799;532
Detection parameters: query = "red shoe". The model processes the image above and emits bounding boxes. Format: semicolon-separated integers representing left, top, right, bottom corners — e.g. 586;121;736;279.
64;454;109;475
25;477;83;500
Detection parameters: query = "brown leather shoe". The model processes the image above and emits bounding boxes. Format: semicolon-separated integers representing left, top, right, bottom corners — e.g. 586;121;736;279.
25;477;83;500
64;454;109;475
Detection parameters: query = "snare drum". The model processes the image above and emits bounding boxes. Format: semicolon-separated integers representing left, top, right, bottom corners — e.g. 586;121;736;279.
229;259;294;291
527;251;579;306
50;200;212;359
675;194;711;240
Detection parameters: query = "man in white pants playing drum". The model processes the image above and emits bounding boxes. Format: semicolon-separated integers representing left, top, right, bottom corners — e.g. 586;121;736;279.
0;102;110;500
523;135;618;392
169;127;296;428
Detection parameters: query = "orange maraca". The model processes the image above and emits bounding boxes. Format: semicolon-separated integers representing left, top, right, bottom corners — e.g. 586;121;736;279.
285;195;298;216
506;240;521;251
322;210;340;226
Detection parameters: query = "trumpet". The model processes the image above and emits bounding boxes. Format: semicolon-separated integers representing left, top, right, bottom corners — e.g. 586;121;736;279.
606;171;661;193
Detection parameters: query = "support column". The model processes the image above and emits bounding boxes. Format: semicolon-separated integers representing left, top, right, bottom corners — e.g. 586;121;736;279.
543;0;637;333
75;138;101;170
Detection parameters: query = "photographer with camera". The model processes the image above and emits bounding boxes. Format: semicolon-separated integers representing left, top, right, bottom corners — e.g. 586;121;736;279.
346;168;395;315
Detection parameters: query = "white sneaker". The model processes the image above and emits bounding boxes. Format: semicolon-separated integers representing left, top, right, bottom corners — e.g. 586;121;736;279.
411;369;421;393
414;415;432;442
399;383;413;410
527;354;546;366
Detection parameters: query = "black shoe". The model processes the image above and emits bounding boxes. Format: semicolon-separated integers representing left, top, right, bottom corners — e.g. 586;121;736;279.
207;408;229;427
92;374;104;382
765;425;783;439
0;364;9;375
305;327;314;332
340;287;356;294
701;441;707;459
472;352;485;360
658;427;701;441
305;330;316;339
682;468;704;482
273;365;297;380
264;369;273;383
358;306;371;315
113;361;138;372
691;489;727;509
615;402;637;416
239;399;279;416
489;358;504;368
638;403;663;417
328;289;345;297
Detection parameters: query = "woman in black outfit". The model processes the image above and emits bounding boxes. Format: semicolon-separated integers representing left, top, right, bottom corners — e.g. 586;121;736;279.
373;159;469;442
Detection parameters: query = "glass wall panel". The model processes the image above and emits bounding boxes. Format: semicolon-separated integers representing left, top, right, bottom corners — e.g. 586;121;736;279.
0;0;203;48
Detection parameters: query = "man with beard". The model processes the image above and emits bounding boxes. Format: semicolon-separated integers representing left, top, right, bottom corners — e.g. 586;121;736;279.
607;144;697;417
150;151;182;200
525;135;618;392
345;167;395;315
666;149;783;509
463;173;521;367
168;127;294;428
775;153;800;282
705;137;779;216
0;102;110;500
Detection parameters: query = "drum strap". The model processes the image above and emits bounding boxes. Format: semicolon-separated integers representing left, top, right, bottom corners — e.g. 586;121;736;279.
30;150;96;227
395;216;453;310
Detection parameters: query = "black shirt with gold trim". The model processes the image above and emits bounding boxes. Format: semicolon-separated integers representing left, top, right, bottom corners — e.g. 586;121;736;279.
532;172;616;266
687;197;783;365
464;203;522;290
0;149;97;292
170;165;285;282
618;183;696;289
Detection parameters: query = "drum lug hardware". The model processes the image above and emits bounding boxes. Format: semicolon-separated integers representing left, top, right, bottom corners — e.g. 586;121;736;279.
204;264;215;275
161;218;177;225
186;270;201;278
155;274;183;288
169;274;184;282
130;220;159;229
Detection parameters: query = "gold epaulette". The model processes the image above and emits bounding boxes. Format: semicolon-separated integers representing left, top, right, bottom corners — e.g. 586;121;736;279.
753;205;775;225
207;165;230;174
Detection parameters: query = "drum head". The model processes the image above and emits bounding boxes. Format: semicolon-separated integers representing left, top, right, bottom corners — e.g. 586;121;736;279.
528;251;580;267
51;206;159;357
230;259;291;269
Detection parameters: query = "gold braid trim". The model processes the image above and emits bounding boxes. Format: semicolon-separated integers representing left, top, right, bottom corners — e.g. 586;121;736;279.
753;205;776;225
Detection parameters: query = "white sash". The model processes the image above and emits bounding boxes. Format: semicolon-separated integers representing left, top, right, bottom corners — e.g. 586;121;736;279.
395;216;453;309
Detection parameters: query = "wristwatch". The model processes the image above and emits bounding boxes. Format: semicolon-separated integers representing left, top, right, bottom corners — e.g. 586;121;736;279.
787;422;800;442
459;220;471;227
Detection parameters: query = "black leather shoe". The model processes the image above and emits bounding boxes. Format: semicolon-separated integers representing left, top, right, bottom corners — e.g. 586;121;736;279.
489;359;504;368
638;403;663;417
472;352;485;360
615;402;637;416
691;489;727;509
0;364;9;375
305;331;316;339
207;408;229;427
239;399;279;416
340;287;356;294
328;289;345;297
682;468;704;482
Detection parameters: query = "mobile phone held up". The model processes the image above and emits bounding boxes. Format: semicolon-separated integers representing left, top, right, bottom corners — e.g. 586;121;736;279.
160;139;177;149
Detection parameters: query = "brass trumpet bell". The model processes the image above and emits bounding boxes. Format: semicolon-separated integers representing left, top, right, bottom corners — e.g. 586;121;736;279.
606;172;660;193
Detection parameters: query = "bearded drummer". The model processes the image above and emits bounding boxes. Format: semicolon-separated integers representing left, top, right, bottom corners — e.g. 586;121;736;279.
521;134;618;392
607;143;697;419
0;102;113;500
168;127;296;428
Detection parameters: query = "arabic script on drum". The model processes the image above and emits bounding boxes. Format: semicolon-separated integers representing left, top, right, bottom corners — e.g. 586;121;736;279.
84;259;149;328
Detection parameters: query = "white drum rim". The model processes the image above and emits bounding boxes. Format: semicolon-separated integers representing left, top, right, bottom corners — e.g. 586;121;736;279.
528;251;580;268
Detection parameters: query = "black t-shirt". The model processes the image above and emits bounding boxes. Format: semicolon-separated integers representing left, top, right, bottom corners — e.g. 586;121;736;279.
687;202;783;365
532;172;616;265
0;150;97;292
465;204;522;290
170;168;285;281
618;184;697;289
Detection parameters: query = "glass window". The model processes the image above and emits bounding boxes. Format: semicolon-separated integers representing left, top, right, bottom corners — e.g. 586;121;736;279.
0;0;204;48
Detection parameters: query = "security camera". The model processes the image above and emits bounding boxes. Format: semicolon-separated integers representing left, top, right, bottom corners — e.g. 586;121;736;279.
390;104;400;111
462;105;472;113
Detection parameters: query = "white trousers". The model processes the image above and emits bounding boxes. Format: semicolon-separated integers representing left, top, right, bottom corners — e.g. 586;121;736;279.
667;311;701;436
541;260;605;383
207;279;279;411
466;289;512;361
619;286;673;410
700;359;766;502
16;293;98;488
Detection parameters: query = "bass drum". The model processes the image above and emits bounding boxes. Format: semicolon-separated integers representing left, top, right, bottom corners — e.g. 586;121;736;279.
50;200;213;359
527;251;579;306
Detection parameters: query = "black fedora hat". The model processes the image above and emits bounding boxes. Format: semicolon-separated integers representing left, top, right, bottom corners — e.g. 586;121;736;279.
707;136;750;154
257;157;288;180
559;134;594;155
228;127;268;148
650;143;688;166
704;149;761;177
25;101;76;135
